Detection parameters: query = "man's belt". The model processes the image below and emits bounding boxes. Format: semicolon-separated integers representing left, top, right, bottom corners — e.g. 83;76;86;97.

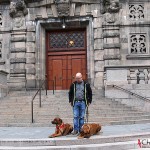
75;99;85;102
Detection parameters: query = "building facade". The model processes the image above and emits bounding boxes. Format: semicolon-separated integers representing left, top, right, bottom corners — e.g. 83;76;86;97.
0;0;150;97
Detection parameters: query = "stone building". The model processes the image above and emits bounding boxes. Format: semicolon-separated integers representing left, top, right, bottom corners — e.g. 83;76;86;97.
0;0;150;99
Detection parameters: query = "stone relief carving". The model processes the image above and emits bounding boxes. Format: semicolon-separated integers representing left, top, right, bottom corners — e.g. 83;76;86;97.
130;34;147;54
102;0;121;23
129;4;144;20
9;0;28;28
102;0;121;14
55;0;70;17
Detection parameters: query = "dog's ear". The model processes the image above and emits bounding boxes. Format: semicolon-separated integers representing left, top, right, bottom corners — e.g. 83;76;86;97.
59;118;62;123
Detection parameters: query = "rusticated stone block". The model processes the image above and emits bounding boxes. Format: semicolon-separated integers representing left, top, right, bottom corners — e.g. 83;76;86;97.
94;50;104;61
94;39;103;49
103;54;121;60
10;69;26;74
103;32;120;38
103;43;121;49
26;68;35;74
26;46;35;52
10;58;26;64
11;37;26;42
26;79;36;88
95;61;104;72
93;17;102;28
27;26;36;32
10;48;26;53
26;57;36;64
27;36;36;42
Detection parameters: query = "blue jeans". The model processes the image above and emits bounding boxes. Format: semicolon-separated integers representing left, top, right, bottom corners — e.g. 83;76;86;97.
73;101;86;132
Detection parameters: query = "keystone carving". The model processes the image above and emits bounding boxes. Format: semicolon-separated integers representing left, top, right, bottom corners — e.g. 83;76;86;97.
55;0;71;17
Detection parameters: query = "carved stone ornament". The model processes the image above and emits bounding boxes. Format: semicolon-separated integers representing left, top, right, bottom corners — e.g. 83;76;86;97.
9;0;28;28
9;0;28;18
102;0;121;14
55;0;71;17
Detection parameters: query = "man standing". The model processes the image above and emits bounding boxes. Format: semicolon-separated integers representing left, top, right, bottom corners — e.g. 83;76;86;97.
68;72;92;135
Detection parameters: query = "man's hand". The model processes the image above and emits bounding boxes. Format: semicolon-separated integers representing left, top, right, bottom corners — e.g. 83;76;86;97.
87;102;91;106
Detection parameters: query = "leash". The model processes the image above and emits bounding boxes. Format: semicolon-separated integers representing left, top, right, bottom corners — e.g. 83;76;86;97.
85;106;89;123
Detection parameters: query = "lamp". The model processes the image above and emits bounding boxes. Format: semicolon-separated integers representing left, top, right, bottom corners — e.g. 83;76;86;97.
62;17;66;29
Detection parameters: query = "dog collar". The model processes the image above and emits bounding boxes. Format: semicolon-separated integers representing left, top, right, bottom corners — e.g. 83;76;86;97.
56;123;64;129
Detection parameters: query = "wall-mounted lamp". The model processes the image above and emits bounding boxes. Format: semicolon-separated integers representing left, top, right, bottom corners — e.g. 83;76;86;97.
62;17;66;29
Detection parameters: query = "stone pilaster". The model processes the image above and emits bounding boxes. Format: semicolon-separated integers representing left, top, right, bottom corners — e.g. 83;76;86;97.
8;0;28;90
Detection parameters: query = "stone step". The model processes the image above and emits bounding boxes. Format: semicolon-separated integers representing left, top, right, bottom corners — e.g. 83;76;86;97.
1;115;150;123
0;89;149;126
0;141;140;150
1;119;150;127
0;132;149;147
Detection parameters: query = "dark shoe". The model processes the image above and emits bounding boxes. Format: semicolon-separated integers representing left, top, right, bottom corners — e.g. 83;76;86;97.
72;130;78;135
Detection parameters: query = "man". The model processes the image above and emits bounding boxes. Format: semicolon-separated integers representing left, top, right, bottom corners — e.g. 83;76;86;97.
68;72;92;135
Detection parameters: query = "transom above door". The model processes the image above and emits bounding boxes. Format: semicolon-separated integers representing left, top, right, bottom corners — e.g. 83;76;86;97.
46;29;87;90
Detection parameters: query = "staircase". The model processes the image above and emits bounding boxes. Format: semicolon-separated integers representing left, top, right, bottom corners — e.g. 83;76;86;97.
0;89;150;127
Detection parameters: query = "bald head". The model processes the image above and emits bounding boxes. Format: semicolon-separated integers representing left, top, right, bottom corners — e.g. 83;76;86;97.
75;72;83;83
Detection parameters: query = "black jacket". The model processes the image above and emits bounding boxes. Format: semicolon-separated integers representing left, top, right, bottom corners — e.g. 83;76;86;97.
68;81;92;106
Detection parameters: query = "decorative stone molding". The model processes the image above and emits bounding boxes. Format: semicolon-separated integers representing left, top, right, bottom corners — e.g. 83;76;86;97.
129;4;144;20
55;0;71;17
130;34;147;54
103;54;121;60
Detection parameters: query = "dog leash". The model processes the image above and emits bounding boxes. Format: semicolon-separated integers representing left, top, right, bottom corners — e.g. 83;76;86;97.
85;106;89;123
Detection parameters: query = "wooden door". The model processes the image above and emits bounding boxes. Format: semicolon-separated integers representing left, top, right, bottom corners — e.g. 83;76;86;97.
46;29;87;90
47;53;86;90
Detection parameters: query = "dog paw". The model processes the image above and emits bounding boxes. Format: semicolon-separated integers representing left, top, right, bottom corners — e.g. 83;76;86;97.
48;135;53;138
77;136;84;139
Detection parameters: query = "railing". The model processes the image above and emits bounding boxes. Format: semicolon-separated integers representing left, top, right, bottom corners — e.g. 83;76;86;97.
111;84;150;102
31;79;47;123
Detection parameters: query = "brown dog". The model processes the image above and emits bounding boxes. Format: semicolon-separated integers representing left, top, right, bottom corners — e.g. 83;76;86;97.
48;117;73;138
78;123;101;139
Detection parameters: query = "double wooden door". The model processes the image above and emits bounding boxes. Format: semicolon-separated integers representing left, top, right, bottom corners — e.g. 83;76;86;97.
46;29;87;90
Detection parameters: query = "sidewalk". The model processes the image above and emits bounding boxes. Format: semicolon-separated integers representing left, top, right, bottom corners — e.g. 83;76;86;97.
0;123;150;139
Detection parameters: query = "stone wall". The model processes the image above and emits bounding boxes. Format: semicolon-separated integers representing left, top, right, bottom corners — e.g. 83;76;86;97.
0;70;8;97
0;0;150;92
